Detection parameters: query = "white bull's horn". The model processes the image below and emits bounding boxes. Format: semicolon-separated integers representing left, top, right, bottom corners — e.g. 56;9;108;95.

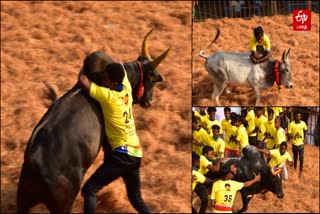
141;28;154;58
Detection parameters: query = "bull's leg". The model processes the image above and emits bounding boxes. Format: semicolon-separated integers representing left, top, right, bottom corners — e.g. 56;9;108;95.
210;72;228;105
17;164;40;213
237;189;251;213
250;84;261;105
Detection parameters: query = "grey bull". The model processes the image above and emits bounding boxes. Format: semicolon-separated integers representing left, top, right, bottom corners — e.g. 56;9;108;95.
199;27;293;105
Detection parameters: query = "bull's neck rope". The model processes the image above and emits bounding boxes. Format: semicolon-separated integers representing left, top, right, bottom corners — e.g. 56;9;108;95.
135;61;144;99
274;60;282;91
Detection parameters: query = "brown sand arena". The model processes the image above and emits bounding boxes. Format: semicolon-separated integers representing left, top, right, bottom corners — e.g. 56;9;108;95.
1;1;191;213
192;13;319;106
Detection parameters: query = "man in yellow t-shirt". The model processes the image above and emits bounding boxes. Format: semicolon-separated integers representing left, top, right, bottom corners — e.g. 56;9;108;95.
222;111;240;157
211;165;261;213
199;146;221;176
235;114;249;152
193;107;209;128
192;152;215;213
288;111;308;177
78;62;151;213
207;125;225;160
274;116;287;149
249;26;271;64
256;142;293;180
245;107;257;146
254;107;267;147
263;109;276;150
192;118;210;156
204;107;222;137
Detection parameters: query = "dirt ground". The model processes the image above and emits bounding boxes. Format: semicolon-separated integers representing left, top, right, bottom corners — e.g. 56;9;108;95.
192;13;319;106
1;1;191;213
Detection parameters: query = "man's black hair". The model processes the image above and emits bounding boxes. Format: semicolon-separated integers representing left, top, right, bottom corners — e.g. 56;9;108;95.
268;108;274;115
202;145;213;156
280;141;287;148
254;26;264;38
234;114;243;123
211;124;220;131
224;107;231;112
207;107;217;113
192;151;200;163
104;63;125;85
230;112;237;120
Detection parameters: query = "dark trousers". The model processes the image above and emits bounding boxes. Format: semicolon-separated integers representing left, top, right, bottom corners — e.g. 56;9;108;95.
193;183;208;213
81;152;151;213
292;144;304;173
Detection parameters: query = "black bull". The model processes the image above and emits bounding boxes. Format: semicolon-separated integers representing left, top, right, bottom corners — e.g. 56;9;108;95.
212;146;284;213
17;29;171;213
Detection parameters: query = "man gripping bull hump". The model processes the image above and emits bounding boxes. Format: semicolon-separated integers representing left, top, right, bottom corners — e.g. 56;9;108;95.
249;26;271;64
78;59;151;213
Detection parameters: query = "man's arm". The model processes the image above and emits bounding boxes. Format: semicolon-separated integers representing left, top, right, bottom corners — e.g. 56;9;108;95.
255;147;270;155
77;69;92;94
243;172;261;187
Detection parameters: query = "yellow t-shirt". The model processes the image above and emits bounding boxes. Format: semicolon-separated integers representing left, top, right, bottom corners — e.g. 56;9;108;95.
249;34;271;51
194;110;209;124
245;109;256;137
236;124;249;151
192;170;206;191
255;115;267;141
207;137;225;159
274;127;286;149
222;120;238;150
199;155;212;175
264;119;276;149
272;107;283;117
269;149;292;168
192;128;210;156
89;71;142;157
211;180;243;211
288;121;308;146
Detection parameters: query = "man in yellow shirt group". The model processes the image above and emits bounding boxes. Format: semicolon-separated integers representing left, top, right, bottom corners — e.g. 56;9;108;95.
263;109;277;150
208;125;226;160
288;111;308;177
234;114;250;152
211;164;261;213
254;107;267;147
274;116;287;149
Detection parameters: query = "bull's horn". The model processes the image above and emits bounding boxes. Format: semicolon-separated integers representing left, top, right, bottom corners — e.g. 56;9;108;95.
141;28;154;58
285;48;291;59
281;50;286;61
151;46;172;69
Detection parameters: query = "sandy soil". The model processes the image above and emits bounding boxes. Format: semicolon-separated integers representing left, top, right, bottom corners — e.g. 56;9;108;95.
192;13;319;106
1;1;191;213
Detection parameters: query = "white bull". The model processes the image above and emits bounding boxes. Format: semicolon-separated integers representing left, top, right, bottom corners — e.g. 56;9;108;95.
199;28;293;105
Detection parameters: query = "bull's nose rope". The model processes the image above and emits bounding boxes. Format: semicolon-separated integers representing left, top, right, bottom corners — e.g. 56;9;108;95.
135;61;144;99
274;60;282;92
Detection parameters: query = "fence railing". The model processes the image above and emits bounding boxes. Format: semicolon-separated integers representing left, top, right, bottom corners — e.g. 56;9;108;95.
193;0;319;21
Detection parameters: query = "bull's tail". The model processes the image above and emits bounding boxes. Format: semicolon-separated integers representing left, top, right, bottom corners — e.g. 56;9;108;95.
199;26;220;59
42;81;57;103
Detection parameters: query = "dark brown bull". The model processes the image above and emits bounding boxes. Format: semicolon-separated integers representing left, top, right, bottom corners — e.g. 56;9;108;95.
17;29;170;213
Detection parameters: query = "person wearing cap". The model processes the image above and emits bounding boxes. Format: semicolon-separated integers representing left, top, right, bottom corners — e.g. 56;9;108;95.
211;166;261;213
249;26;271;64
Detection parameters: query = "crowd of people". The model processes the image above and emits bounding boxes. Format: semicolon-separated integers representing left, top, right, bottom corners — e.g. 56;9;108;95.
191;106;317;213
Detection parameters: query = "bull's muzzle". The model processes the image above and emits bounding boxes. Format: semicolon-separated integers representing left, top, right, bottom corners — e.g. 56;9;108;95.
277;192;284;199
286;83;293;88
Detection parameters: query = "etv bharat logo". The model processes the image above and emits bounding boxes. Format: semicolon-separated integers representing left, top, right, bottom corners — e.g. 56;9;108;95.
293;9;311;31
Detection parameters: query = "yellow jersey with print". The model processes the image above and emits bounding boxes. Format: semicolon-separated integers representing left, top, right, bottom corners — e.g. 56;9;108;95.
269;149;292;168
222;119;239;150
89;71;142;158
211;180;243;211
255;115;267;141
288;121;308;146
274;127;286;149
199;155;212;175
245;109;256;137
264;119;276;149
192;128;210;156
249;34;271;51
204;118;222;136
207;137;225;159
192;169;206;191
236;124;249;151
